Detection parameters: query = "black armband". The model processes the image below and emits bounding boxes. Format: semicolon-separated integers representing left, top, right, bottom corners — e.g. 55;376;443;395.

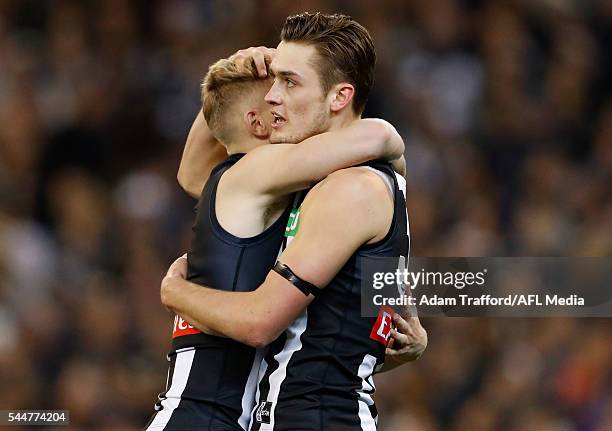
272;261;319;297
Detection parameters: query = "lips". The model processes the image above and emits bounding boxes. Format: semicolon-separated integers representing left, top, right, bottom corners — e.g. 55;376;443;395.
271;111;286;129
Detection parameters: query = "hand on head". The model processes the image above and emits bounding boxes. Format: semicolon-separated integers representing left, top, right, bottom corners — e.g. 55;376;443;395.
229;46;276;78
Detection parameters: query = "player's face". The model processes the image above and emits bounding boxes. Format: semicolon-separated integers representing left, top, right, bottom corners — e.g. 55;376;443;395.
265;41;331;144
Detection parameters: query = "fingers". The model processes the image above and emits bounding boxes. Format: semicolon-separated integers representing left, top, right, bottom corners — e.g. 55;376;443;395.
401;303;418;318
393;312;424;336
230;46;275;77
251;51;267;77
385;313;428;362
167;254;188;278
386;336;401;356
393;313;413;334
389;328;408;345
386;329;416;356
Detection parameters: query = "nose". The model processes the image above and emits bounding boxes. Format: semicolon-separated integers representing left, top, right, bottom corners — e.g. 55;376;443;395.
265;80;281;106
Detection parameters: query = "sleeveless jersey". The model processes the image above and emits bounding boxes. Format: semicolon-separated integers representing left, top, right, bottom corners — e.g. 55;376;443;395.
250;162;409;431
146;154;292;431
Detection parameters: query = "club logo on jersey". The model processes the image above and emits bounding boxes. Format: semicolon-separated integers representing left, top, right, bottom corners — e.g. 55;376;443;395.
369;305;394;345
255;401;273;424
172;315;201;338
285;208;300;237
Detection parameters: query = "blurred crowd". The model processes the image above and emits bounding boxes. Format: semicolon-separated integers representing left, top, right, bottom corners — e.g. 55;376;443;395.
0;0;610;429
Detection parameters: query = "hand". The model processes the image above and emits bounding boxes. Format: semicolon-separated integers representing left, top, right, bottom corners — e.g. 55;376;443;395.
385;312;427;365
160;254;188;310
374;120;405;176
167;253;188;278
391;156;406;177
229;46;276;77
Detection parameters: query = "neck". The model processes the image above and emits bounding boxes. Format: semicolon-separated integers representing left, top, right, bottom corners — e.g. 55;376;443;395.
327;109;360;132
226;135;268;155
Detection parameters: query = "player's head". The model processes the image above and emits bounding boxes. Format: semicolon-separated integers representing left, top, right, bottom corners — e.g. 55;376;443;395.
201;59;273;150
265;12;376;144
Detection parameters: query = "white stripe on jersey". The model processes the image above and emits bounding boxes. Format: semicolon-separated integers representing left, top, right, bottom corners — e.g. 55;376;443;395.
362;167;412;314
360;167;410;256
254;309;308;430
394;171;414;316
395;172;407;200
357;354;378;431
394;170;410;257
239;348;267;430
146;349;196;430
353;168;403;425
249;354;269;427
249;215;304;430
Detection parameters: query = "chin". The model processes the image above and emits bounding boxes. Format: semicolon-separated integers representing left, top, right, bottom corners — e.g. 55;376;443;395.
270;130;300;144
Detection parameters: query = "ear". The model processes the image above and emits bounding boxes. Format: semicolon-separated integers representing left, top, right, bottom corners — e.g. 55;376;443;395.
329;83;355;113
245;110;269;139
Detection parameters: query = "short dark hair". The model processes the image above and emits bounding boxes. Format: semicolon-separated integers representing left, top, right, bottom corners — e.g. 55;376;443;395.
281;12;376;115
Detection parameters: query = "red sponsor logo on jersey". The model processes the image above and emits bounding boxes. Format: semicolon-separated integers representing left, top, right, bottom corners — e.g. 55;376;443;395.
172;315;201;338
369;305;394;345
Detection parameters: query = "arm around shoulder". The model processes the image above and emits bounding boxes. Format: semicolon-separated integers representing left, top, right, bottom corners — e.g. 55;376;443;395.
222;119;404;202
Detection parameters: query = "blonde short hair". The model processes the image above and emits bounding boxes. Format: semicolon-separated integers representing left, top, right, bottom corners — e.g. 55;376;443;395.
201;58;267;144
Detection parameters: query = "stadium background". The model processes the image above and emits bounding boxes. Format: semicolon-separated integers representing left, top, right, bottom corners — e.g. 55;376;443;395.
0;0;611;429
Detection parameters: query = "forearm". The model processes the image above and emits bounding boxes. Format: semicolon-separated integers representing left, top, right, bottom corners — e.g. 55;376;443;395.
170;308;223;337
177;111;227;198
300;119;400;175
266;120;399;194
296;119;405;180
162;276;265;346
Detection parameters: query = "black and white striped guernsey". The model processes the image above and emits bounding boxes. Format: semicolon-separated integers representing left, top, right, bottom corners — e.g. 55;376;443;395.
145;154;292;431
249;161;410;431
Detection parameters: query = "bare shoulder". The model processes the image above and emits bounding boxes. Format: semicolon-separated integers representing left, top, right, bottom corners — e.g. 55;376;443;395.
298;167;393;243
300;167;393;227
307;167;392;205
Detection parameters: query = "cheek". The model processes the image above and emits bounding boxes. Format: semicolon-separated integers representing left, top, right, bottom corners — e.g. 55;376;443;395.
289;87;319;111
262;112;274;127
293;95;325;121
305;100;328;124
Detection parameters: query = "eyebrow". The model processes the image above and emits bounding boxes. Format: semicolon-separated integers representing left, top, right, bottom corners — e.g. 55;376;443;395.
269;67;300;80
